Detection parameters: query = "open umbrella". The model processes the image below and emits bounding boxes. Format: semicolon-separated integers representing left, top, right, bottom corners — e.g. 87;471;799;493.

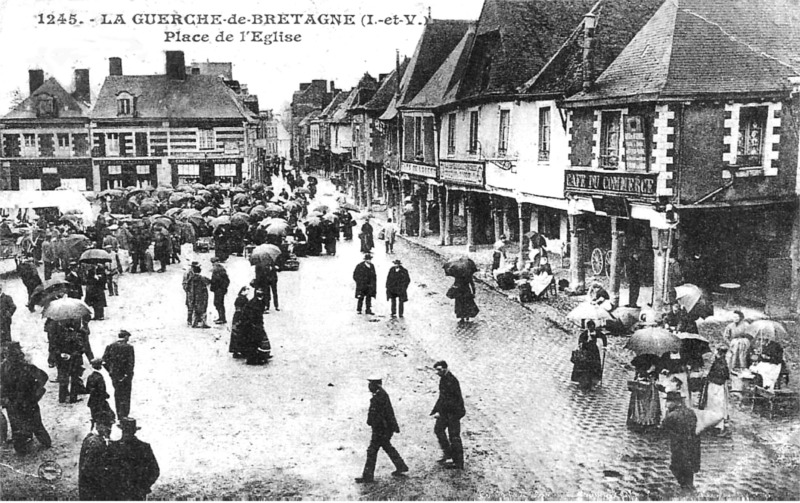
30;279;71;307
175;184;196;194
304;216;322;227
79;248;112;264
200;206;218;218
165;208;182;218
206;183;223;192
191;183;206;190
313;204;329;214
150;216;174;231
294;187;310;195
62;234;92;260
169;192;193;206
284;201;302;213
252;182;266;192
210;215;232;229
625;327;681;356
339;201;359;212
125;188;148;199
566;302;613;323
443;256;478;279
196;189;212;199
675;284;703;312
232;193;249;205
229;186;246;194
231;212;250;227
43;298;92;321
265;221;290;237
250;208;267;221
307;210;324;219
748;319;788;342
249;244;282;266
98;189;124;198
153;186;174;201
139;199;158;215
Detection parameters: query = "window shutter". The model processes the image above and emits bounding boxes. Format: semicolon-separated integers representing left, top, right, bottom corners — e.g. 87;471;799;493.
403;116;414;161
423;116;435;163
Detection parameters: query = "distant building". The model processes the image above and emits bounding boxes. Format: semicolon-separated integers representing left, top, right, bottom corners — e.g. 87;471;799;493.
0;69;93;190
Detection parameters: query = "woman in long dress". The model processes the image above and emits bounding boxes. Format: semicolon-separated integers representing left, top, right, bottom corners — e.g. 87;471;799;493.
229;287;250;358
452;275;479;322
571;320;607;389
359;220;374;254
704;346;730;435
627;360;661;431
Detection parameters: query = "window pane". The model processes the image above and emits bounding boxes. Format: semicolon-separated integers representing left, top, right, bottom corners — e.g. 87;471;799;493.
60;178;87;191
600;111;621;169
738;106;767;167
19;179;42;191
469;111;479;153
498;110;510;154
447;114;456;154
107;165;122;175
136;165;151;175
539;108;550;161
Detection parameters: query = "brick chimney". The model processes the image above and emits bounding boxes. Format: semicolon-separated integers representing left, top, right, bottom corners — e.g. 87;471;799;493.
29;69;44;95
109;57;123;76
582;12;597;92
330;81;336;93
166;51;186;80
73;69;90;103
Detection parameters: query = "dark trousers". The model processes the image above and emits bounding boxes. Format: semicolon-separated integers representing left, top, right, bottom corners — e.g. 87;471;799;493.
93;305;105;320
362;430;407;478
671;466;695;489
264;283;279;310
130;251;146;273
628;281;640;307
107;276;118;296
385;240;394;253
214;292;227;322
44;261;56;281
390;296;404;317
356;295;372;313
186;305;193;324
57;360;82;403
7;402;51;452
159;258;168;272
112;379;132;419
434;414;464;467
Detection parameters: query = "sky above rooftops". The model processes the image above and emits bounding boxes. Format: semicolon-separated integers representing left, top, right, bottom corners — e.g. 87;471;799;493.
0;0;482;115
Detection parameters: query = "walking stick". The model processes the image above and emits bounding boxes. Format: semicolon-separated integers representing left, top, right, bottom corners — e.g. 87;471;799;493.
600;346;607;386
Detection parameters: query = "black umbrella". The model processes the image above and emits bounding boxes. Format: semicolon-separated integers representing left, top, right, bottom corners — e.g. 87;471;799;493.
80;249;112;264
443;257;478;279
30;279;71;307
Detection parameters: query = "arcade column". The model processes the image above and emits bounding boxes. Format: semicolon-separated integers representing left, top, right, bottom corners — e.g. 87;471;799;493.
609;217;625;307
418;184;428;238
651;226;672;315
444;187;453;246
569;213;586;294
466;192;476;252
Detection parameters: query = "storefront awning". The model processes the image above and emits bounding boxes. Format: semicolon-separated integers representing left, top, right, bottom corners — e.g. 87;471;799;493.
515;192;569;211
425;179;439;186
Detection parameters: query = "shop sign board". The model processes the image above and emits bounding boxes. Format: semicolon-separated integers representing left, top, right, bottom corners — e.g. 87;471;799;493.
439;160;484;187
400;161;436;179
565;169;658;198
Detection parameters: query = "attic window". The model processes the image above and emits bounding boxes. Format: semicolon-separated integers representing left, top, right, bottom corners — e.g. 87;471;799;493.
36;95;56;118
737;106;768;167
116;92;136;116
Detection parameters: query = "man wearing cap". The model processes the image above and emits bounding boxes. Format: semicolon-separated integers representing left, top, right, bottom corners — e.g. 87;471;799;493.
104;245;122;297
210;257;230;324
431;360;465;469
79;412;114;500
42;232;58;280
385;259;410;318
103;226;120;252
355;376;408;483
65;262;83;299
353;254;377;315
0;342;52;453
107;417;160;500
102;330;135;419
383;218;398;254
0;283;17;344
662;389;701;490
186;262;211;328
183;263;197;325
86;358;115;428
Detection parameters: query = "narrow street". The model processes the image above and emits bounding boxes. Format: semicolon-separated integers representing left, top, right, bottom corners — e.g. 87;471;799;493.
1;205;798;499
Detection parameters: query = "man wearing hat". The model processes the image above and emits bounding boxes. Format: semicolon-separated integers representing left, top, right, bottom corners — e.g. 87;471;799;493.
183;262;198;325
104;245;122;297
662;387;701;490
355;376;408;483
352;254;377;315
107;417;160;500
0;342;52;453
42;232;58;280
86;358;115;428
431;360;465;469
385;259;410;318
79;411;114;500
210;257;230;324
102;330;135;419
186;262;211;328
16;256;42;312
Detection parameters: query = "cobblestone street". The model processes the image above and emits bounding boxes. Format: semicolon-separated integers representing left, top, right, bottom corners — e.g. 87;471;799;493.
1;213;798;499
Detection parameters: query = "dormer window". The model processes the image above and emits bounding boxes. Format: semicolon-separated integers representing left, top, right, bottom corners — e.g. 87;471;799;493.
36;95;56;118
116;92;136;116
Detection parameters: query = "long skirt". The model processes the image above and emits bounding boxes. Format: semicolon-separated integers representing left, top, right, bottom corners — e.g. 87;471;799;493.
705;382;729;430
728;337;751;370
627;381;661;429
228;311;246;355
454;295;479;319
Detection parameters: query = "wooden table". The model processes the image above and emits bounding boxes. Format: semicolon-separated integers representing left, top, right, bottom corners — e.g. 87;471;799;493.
719;282;741;309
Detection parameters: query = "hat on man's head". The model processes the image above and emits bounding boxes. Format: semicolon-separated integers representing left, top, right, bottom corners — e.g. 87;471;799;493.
118;330;131;339
191;261;200;266
96;410;115;427
90;358;103;367
210;257;219;263
118;417;140;432
364;253;372;260
393;259;402;265
367;375;383;385
665;391;683;402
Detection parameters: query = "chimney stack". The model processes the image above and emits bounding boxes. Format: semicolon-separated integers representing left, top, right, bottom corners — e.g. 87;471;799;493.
29;69;44;95
582;13;596;92
73;69;90;103
109;57;123;76
330;81;336;93
166;51;186;80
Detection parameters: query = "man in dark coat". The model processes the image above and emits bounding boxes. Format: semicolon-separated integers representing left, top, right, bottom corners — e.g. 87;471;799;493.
0;283;17;344
662;390;701;490
84;265;107;320
187;263;211;328
262;264;280;312
626;249;642;308
17;257;42;312
242;289;271;365
65;262;83;299
154;229;170;273
385;259;410;318
0;342;52;453
79;413;114;500
54;325;87;403
355;377;408;483
359;220;375;253
353;254;377;315
86;358;115;427
107;417;160;500
210;257;230;324
102;330;135;419
431;360;465;469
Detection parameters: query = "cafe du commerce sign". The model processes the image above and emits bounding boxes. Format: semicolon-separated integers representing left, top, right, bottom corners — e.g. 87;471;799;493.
400;161;437;179
565;169;658;198
439;160;485;187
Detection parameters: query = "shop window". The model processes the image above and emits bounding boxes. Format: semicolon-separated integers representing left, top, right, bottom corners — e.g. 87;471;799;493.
18;178;42;191
469;111;479;154
106;133;120;156
737;106;768;167
447;113;456;155
136;165;151;175
178;164;200;176
198;129;215;150
538;107;550;162
42;167;58;174
600;111;622;169
59;178;87;191
107;165;122;175
214;164;236;177
498;109;510;156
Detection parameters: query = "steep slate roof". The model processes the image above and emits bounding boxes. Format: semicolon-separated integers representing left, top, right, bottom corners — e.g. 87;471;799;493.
346;73;379;113
567;0;800;105
319;90;349;120
519;0;664;97
331;88;358;123
92;74;247;120
406;25;477;109
457;0;598;100
298;110;321;127
3;77;90;120
398;19;473;106
362;58;411;113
